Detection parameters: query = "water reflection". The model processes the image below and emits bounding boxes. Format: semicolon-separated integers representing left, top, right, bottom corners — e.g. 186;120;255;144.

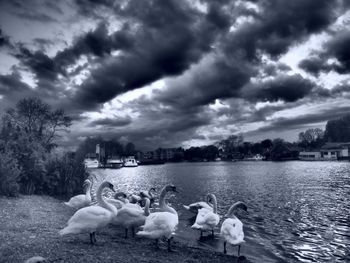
90;161;350;263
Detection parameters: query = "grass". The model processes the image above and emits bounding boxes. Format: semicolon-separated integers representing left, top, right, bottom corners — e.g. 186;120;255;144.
0;195;249;263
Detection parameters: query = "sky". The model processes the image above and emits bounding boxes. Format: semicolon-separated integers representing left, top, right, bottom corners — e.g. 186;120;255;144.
0;0;350;151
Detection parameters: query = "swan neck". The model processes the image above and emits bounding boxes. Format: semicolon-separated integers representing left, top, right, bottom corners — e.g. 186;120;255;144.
159;187;176;214
85;181;91;201
227;202;241;217
144;198;150;216
212;195;218;214
97;183;117;215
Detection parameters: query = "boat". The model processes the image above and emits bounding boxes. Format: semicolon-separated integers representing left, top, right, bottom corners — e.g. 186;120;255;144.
123;156;138;167
244;154;264;161
105;158;123;169
84;158;99;168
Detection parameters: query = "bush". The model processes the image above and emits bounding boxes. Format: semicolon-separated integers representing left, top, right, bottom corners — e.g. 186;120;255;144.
42;152;88;197
0;150;21;197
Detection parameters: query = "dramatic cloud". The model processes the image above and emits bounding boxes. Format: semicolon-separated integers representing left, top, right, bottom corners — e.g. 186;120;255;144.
1;0;350;150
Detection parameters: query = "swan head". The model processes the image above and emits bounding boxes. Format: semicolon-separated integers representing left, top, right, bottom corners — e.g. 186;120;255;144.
83;179;91;188
225;201;248;217
165;184;178;193
101;181;115;192
114;191;127;199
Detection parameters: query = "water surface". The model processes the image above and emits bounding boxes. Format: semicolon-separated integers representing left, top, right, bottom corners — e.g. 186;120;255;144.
91;161;350;263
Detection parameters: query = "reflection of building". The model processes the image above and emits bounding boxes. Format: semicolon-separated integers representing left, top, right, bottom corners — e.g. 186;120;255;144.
320;143;350;160
139;148;184;162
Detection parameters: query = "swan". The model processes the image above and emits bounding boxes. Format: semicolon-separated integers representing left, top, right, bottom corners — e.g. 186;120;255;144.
137;185;178;251
64;179;92;209
220;201;248;256
139;187;156;207
59;181;118;244
183;194;213;214
112;198;150;238
191;193;220;237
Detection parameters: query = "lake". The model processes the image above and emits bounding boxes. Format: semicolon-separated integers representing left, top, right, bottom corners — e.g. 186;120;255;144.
90;161;350;263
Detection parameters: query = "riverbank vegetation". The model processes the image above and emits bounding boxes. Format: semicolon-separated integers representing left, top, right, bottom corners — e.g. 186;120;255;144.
0;98;87;197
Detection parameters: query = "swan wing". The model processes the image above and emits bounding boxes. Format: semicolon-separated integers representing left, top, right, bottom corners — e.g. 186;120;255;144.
65;194;88;209
61;206;112;235
220;218;244;245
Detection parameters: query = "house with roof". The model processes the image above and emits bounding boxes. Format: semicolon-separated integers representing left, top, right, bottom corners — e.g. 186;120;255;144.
320;142;350;160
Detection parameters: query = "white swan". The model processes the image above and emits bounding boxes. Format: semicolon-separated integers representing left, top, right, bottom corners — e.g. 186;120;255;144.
137;185;178;251
183;194;213;214
59;181;118;244
191;193;220;237
220;201;248;256
64;179;92;210
113;198;150;238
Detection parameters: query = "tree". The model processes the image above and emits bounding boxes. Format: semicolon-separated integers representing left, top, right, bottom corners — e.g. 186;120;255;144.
1;97;71;151
124;142;136;156
0;97;73;194
324;114;350;142
298;128;324;149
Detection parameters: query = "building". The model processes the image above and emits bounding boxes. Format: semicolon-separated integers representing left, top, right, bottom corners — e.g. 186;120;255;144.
299;151;322;161
320;142;350;160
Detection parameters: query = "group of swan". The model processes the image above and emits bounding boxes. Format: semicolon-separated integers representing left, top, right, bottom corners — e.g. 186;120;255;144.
61;181;178;251
60;179;247;255
184;193;248;256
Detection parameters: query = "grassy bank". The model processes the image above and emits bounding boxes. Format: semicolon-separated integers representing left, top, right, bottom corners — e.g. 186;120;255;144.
0;195;249;263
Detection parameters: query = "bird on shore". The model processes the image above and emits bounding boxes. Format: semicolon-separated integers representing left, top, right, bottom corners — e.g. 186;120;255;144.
59;181;118;244
191;193;220;238
220;201;248;256
64;179;92;210
24;256;46;263
183;194;213;214
137;185;179;252
139;187;157;207
112;197;151;238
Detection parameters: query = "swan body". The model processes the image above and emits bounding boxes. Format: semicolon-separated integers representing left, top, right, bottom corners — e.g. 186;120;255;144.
59;181;117;244
64;180;92;210
113;198;150;238
220;201;248;255
191;194;219;236
137;185;178;251
183;201;213;214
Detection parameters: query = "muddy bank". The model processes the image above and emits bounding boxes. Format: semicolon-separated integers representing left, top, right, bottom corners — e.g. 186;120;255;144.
0;195;250;263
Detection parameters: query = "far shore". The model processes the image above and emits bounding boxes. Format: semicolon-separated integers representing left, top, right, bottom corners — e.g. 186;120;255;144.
0;195;250;263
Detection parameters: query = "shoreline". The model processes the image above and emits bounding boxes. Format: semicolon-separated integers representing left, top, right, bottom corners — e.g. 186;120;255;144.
0;195;250;263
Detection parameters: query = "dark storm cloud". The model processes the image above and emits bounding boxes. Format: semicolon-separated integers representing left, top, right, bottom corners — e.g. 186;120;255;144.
242;74;316;103
15;46;61;81
0;28;12;49
89;115;132;127
224;0;340;61
254;105;350;133
65;0;232;111
299;29;350;75
55;22;134;69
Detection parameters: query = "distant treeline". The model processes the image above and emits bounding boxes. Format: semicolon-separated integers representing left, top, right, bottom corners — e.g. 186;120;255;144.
0;98;87;197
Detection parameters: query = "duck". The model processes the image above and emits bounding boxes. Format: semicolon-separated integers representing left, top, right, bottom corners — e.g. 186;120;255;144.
191;193;220;237
220;201;248;256
183;194;213;214
59;181;118;244
137;185;179;251
112;197;150;238
64;179;92;210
